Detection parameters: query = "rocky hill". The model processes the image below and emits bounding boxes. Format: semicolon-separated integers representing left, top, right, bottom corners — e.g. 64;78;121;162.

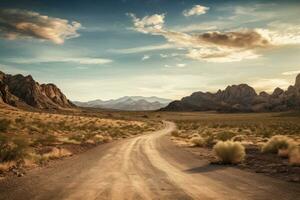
0;71;75;109
74;96;172;111
162;74;300;112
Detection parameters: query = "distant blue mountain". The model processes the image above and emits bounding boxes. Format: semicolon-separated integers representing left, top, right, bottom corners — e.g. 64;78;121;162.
73;96;173;111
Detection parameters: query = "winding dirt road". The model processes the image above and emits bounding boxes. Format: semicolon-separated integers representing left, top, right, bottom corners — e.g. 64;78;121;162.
0;121;299;200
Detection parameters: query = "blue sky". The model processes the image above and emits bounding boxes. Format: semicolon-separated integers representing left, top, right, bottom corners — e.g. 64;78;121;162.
0;0;300;101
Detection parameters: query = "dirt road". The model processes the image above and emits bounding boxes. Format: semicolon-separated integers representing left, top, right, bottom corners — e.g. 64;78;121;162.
0;121;299;200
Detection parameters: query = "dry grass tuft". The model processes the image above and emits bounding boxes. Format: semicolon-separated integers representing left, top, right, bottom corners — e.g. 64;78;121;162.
216;131;237;141
43;147;72;159
0;119;11;132
213;141;245;164
190;136;204;147
262;135;296;154
0;161;16;172
0;136;28;162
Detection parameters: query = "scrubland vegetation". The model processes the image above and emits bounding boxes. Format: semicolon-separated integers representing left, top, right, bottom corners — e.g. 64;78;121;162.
0;107;161;176
213;141;245;164
169;112;300;182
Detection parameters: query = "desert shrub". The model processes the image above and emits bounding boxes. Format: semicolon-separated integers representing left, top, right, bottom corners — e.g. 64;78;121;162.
232;135;246;142
69;134;85;142
0;135;28;162
15;118;25;125
216;131;237;141
58;137;79;145
171;130;179;137
28;125;41;133
260;129;272;138
213;141;245;164
34;135;58;146
102;136;112;143
43;147;72;159
0;161;16;172
0;119;11;132
190;136;204;147
93;134;105;143
262;135;296;154
204;134;216;147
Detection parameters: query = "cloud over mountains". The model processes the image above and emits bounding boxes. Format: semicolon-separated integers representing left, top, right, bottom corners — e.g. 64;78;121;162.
128;4;300;63
0;9;81;44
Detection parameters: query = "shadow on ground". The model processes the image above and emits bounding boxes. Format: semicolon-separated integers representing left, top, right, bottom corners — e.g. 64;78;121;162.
184;164;229;174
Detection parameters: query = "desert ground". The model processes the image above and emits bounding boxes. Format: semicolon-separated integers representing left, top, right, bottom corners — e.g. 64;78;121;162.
0;107;300;199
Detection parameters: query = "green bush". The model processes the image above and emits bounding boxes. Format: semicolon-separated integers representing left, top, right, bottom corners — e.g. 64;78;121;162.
213;141;245;164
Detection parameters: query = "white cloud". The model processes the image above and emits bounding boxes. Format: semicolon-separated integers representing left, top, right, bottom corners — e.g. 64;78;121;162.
0;9;81;44
186;48;260;63
128;12;300;63
142;55;150;61
127;13;165;34
256;22;300;46
164;63;187;68
173;24;217;32
183;5;210;17
128;13;266;63
282;70;300;76
8;57;113;65
160;53;181;58
109;43;173;54
176;63;186;68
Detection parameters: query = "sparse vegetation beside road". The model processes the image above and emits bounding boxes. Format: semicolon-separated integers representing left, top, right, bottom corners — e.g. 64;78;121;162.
213;141;245;164
0;107;162;177
169;112;300;182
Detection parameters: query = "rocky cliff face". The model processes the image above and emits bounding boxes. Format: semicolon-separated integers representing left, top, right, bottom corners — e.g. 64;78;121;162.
162;74;300;112
0;71;74;109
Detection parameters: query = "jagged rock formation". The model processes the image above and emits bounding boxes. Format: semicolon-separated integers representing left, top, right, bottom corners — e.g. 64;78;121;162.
162;74;300;112
0;71;75;109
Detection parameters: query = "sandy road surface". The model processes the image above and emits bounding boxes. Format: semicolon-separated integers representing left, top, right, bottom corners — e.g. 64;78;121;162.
0;121;299;200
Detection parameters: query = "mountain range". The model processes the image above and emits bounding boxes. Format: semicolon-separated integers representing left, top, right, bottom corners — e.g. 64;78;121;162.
162;74;300;112
73;96;172;111
2;70;300;113
0;71;74;109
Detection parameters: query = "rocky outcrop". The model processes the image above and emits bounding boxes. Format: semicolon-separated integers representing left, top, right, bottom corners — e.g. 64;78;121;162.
0;71;75;109
162;74;300;112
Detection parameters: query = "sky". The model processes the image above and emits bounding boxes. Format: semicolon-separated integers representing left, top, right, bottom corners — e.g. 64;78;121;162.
0;0;300;101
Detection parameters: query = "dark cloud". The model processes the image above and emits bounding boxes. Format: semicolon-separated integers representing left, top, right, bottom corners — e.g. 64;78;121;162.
0;9;81;44
198;30;270;49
